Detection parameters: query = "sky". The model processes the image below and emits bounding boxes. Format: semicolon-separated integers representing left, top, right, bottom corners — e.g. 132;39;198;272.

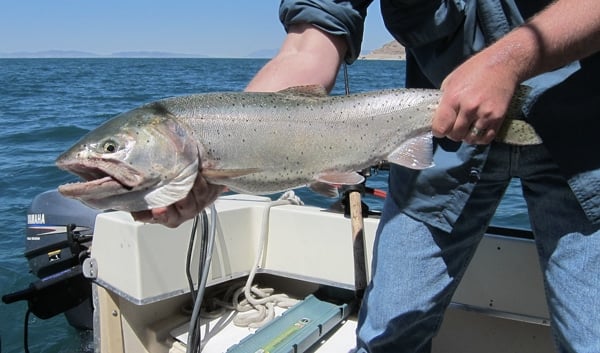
0;0;393;57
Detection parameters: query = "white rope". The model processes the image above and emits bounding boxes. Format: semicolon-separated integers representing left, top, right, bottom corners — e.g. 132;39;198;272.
232;191;303;328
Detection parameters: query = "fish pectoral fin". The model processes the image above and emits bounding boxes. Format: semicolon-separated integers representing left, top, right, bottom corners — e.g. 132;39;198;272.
315;171;365;185
387;132;435;170
201;168;261;180
278;85;328;97
308;182;339;198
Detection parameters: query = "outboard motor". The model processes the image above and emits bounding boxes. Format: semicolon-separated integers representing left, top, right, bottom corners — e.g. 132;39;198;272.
2;190;101;330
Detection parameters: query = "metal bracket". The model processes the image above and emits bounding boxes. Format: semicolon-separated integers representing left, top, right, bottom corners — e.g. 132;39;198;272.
82;257;98;279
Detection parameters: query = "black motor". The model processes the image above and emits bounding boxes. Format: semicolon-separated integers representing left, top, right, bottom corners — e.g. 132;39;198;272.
2;190;101;329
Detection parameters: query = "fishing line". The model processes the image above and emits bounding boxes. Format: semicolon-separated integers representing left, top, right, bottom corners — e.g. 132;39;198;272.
343;63;350;95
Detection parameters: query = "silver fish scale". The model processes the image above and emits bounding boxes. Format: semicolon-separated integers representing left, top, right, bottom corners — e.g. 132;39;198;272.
159;89;440;194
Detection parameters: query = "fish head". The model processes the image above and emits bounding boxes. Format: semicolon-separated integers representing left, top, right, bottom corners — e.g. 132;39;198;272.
56;103;199;211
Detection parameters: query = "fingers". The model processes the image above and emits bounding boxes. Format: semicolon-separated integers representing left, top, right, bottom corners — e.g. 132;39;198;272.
131;206;178;228
131;209;154;223
464;125;497;145
431;100;457;138
432;91;504;145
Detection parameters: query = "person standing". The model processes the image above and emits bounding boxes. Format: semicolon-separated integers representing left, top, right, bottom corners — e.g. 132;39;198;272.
135;1;600;351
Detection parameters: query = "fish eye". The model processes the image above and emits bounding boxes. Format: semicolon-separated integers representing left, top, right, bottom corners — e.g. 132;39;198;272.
102;140;118;153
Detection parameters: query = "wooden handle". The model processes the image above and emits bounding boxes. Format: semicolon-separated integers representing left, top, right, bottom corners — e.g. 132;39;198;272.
349;191;367;298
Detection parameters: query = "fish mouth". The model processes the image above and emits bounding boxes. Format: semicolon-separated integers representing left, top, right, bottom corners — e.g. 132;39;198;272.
57;158;151;201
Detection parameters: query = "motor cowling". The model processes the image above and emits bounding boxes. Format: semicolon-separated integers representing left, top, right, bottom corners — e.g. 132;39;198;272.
2;190;101;329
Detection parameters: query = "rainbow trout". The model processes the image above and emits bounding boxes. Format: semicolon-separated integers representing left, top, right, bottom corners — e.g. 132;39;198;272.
56;85;541;211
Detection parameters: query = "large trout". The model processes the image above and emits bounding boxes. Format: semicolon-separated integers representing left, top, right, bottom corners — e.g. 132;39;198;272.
56;85;541;211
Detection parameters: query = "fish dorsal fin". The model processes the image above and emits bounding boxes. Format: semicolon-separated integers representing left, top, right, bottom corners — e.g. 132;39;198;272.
387;132;435;170
315;171;365;185
278;85;328;97
308;182;340;198
202;168;261;180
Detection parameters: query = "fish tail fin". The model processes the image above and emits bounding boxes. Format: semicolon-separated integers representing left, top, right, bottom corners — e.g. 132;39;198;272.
495;85;543;145
495;119;542;145
506;84;532;120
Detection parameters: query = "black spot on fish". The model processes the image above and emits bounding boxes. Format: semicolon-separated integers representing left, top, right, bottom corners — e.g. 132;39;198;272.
148;102;173;116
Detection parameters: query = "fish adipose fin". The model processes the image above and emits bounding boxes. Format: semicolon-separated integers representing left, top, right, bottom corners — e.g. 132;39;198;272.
387;132;435;169
202;168;261;180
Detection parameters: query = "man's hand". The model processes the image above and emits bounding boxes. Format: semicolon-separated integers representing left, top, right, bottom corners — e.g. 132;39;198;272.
433;0;600;145
131;173;226;228
432;48;519;145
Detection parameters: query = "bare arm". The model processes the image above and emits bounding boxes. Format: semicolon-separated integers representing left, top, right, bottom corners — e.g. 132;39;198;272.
433;0;600;144
505;0;600;81
134;24;347;228
246;23;347;92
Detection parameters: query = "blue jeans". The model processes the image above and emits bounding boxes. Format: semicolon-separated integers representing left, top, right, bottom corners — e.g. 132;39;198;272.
355;143;600;353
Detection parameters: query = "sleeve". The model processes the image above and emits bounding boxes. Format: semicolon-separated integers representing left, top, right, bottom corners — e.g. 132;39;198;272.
279;0;373;63
380;0;466;48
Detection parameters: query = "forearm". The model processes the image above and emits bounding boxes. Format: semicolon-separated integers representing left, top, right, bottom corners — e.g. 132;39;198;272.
246;23;347;93
485;0;600;84
433;0;599;142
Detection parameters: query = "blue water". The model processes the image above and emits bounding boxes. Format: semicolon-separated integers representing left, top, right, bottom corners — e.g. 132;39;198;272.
0;58;529;352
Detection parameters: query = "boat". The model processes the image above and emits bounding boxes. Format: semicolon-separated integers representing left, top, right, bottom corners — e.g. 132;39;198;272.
4;186;555;352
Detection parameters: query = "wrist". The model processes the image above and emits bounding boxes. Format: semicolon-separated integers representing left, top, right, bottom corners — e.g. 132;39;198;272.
481;27;541;85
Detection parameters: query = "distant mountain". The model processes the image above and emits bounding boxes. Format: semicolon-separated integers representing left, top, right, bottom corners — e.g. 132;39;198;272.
0;50;210;58
359;41;406;60
0;50;101;58
109;51;208;58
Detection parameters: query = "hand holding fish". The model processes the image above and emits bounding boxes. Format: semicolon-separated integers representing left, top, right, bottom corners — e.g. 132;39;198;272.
432;46;520;145
131;173;225;228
